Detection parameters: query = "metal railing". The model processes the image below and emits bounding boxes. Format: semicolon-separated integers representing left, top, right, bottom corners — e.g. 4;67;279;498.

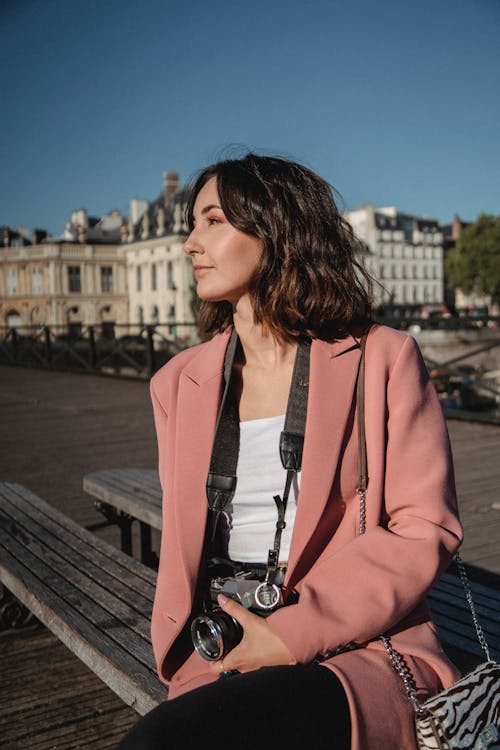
0;322;199;379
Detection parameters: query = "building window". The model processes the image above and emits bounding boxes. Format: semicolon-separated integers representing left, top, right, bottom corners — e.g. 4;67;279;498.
68;266;81;293
138;305;144;325
6;268;18;295
6;309;22;327
151;305;159;324
379;263;385;280
32;267;43;295
167;260;175;290
101;266;113;293
136;266;142;292
401;218;413;243
151;263;157;291
168;304;176;335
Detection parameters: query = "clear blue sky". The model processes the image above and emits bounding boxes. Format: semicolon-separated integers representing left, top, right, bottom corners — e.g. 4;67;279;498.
1;0;499;237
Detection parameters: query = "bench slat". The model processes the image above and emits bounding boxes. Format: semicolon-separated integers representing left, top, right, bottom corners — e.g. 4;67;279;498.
83;469;161;529
0;484;155;612
436;570;500;607
431;575;500;618
5;483;156;591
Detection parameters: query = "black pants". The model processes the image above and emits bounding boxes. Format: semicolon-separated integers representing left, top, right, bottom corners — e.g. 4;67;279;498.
118;663;351;750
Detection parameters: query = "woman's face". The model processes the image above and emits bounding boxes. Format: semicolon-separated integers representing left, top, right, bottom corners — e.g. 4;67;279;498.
184;177;263;306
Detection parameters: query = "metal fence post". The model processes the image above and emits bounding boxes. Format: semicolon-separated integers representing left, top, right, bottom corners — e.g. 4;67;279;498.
11;329;18;362
88;326;96;370
146;326;155;377
43;326;52;366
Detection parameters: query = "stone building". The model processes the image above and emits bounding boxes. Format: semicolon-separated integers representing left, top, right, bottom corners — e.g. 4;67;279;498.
0;213;128;330
123;172;196;341
344;205;445;312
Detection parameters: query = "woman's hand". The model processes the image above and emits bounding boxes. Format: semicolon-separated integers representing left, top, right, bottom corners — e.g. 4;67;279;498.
209;594;294;675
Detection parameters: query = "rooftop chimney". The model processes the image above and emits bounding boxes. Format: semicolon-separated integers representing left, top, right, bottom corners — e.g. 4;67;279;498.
34;228;48;244
451;215;463;241
164;171;179;203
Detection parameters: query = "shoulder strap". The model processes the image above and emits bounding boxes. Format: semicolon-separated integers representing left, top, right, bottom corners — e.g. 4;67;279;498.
356;330;369;534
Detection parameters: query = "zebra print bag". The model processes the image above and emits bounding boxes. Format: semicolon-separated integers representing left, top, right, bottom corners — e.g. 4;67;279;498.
414;660;500;750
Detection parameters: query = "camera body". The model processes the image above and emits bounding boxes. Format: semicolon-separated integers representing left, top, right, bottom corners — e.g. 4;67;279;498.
210;571;283;613
191;570;283;661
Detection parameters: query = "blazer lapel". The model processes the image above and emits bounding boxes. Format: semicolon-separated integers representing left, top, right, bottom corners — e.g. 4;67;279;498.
172;331;231;598
285;333;362;587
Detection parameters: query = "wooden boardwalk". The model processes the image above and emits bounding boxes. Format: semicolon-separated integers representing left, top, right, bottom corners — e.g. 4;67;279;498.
0;364;499;749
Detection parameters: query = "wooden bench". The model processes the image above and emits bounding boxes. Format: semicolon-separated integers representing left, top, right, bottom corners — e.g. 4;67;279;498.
83;468;500;668
0;482;165;716
83;468;161;566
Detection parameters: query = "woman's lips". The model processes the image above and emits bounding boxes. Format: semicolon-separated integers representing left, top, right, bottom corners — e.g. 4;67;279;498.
193;266;212;277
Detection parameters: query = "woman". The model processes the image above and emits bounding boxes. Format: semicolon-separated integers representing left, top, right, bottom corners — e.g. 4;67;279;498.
119;154;462;750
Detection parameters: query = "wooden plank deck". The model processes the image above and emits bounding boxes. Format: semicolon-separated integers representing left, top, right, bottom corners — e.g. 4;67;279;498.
0;628;136;750
0;363;499;748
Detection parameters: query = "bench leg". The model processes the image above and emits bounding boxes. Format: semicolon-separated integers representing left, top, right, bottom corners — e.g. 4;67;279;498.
0;584;39;630
94;501;133;556
117;514;133;556
139;522;158;568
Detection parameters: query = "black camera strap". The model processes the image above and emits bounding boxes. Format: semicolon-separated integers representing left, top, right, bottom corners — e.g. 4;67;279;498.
205;329;311;592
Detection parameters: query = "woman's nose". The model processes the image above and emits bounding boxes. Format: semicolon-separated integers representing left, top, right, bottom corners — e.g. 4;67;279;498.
183;229;203;256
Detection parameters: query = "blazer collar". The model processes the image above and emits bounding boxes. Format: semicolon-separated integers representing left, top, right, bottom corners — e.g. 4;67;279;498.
182;329;232;387
314;330;362;360
182;326;361;387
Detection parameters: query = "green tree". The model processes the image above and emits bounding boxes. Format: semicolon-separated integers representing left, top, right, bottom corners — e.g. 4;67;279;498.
446;214;500;303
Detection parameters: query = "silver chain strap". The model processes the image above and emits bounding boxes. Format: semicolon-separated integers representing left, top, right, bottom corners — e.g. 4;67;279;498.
455;551;491;663
380;635;424;714
356;487;367;535
356;467;494;713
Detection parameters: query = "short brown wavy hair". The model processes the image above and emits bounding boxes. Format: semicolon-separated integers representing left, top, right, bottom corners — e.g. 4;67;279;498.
186;153;373;340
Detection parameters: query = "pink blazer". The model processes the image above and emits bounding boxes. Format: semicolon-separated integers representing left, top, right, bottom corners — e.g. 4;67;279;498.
150;323;463;750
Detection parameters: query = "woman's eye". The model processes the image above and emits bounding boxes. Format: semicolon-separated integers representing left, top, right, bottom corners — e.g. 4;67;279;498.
207;217;221;225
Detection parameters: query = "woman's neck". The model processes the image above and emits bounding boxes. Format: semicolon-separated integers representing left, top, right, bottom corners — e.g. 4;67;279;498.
232;298;297;369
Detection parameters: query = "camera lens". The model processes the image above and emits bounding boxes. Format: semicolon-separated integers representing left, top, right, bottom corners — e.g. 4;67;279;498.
191;610;243;661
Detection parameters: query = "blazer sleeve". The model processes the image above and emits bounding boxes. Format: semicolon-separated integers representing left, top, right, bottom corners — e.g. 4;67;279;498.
266;334;463;665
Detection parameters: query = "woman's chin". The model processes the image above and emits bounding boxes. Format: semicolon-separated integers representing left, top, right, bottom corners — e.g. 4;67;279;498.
196;286;236;305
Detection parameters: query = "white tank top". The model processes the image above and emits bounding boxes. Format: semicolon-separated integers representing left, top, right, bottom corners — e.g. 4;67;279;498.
225;414;300;563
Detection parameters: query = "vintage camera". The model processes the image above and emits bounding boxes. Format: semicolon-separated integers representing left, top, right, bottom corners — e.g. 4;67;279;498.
190;570;283;661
